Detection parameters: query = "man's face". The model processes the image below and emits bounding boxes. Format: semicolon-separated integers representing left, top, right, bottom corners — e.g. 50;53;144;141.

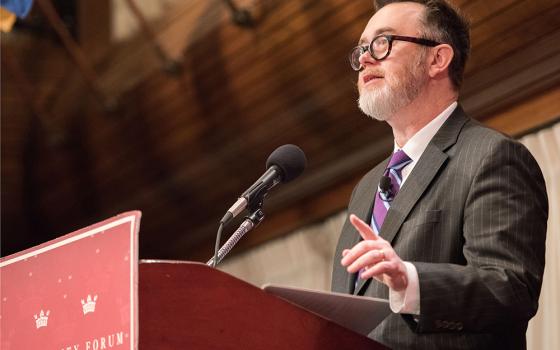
357;3;430;121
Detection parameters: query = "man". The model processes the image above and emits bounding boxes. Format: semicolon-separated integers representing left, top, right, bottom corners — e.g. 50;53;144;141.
331;1;548;349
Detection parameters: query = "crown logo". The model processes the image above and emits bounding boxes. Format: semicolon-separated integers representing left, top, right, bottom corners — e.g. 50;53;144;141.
34;310;50;329
81;294;98;315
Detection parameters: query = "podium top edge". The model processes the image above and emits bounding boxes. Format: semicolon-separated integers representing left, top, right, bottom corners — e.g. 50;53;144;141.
139;259;207;266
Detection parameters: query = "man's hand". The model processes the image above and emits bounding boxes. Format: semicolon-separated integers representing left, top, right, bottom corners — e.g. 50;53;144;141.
341;214;409;292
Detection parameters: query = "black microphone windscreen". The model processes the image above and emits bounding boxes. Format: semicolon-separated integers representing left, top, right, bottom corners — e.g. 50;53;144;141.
379;175;392;192
266;144;307;182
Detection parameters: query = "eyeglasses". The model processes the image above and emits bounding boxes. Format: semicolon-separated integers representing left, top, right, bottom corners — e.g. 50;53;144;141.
349;34;441;71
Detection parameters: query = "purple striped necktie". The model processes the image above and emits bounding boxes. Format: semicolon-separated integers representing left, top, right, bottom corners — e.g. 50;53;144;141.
356;150;412;285
371;149;412;234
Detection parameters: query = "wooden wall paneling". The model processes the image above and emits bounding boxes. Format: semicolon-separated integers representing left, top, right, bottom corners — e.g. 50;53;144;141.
78;0;111;60
101;0;354;169
467;0;560;74
98;0;370;194
462;29;560;118
461;0;519;27
100;0;331;96
484;85;560;136
173;0;358;129
469;0;546;45
162;3;368;159
99;0;219;94
137;1;368;160
168;1;354;105
462;29;560;95
1;61;32;254
1;45;99;240
184;0;355;73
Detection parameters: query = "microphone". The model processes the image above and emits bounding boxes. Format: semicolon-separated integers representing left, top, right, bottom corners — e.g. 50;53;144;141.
379;175;391;193
208;144;307;267
378;175;393;201
221;144;307;226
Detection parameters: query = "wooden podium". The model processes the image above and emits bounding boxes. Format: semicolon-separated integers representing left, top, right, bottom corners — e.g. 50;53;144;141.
0;213;387;349
139;260;388;349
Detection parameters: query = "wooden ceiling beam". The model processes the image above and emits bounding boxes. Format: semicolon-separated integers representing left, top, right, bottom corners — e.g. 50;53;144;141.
77;0;110;61
35;0;112;110
462;29;560;119
467;2;560;74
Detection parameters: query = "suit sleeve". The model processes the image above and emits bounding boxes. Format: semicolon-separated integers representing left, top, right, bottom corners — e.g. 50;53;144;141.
408;137;548;333
331;182;360;293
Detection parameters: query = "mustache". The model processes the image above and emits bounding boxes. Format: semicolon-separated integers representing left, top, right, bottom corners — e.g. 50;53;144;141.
361;68;385;77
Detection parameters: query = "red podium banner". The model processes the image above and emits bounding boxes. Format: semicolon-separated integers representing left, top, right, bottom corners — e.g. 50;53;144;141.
0;211;141;350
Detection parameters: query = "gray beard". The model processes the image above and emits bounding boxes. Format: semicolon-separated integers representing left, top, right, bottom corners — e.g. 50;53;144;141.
358;85;406;121
358;56;427;121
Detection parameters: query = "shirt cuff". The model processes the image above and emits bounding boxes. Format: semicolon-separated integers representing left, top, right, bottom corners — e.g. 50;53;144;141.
389;261;420;315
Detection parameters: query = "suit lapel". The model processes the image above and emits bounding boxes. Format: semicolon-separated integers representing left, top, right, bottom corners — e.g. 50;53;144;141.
379;106;468;244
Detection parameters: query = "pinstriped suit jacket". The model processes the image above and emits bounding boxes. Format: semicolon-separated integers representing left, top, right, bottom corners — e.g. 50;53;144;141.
331;106;548;350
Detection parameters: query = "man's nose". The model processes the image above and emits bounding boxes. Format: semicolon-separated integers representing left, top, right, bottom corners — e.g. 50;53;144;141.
359;49;376;68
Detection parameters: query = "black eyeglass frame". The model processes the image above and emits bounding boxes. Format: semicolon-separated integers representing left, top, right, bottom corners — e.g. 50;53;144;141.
349;34;441;71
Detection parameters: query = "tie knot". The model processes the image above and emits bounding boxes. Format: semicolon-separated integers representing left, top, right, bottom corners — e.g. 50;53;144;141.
387;149;412;170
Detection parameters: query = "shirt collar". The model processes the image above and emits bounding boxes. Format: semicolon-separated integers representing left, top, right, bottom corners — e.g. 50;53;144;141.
394;101;458;163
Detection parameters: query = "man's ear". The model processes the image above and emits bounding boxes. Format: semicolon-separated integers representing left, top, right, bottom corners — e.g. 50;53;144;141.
428;44;454;78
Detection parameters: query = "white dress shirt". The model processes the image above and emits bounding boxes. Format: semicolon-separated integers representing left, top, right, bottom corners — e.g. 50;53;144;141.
388;101;458;314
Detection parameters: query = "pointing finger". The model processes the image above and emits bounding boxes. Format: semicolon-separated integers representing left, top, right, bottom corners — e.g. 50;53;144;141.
350;214;377;241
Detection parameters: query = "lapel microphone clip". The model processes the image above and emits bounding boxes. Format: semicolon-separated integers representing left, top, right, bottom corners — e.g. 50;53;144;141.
378;175;394;202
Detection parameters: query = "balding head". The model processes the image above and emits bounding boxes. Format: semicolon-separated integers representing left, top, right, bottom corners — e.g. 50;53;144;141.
374;0;470;90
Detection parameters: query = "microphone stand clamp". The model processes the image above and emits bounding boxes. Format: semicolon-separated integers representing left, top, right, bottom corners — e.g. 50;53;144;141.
206;202;265;267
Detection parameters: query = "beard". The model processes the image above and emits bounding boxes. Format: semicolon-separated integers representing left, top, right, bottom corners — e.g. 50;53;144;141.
358;52;428;121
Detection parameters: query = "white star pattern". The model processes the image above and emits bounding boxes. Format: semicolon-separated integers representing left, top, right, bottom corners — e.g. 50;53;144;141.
95;248;100;254
68;275;72;280
28;272;33;277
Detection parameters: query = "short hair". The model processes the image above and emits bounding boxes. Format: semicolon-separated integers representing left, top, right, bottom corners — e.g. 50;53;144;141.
375;0;470;90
